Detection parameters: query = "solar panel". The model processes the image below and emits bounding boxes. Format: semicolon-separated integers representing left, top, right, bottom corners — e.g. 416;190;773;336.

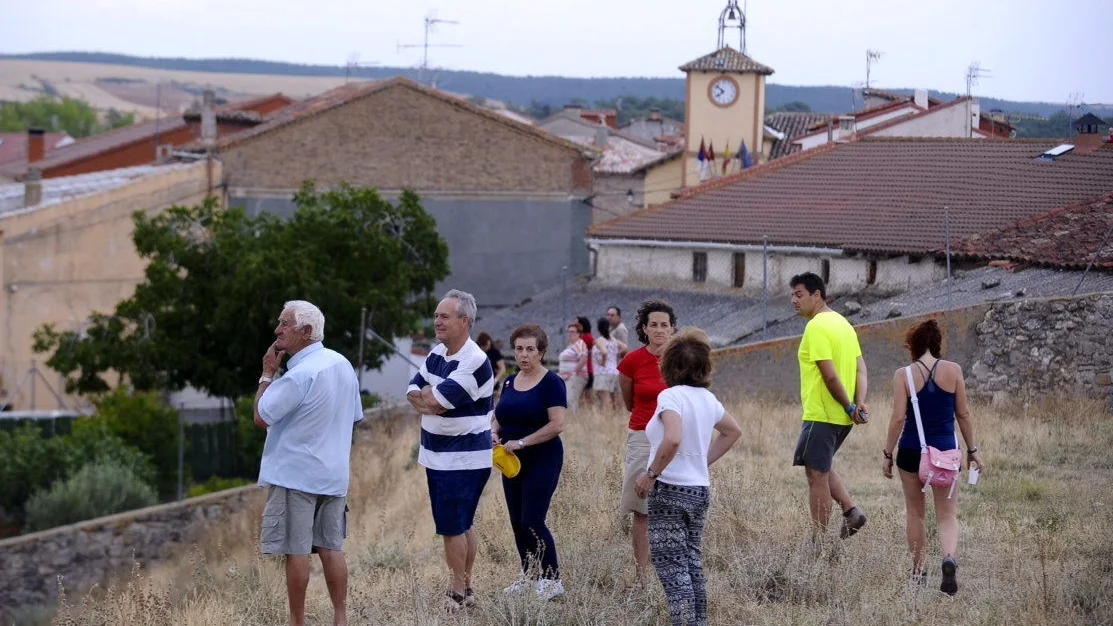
1043;144;1075;157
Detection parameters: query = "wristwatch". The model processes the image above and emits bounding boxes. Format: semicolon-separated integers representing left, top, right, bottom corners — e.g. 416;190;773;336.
258;374;274;385
645;468;659;479
517;439;526;449
845;403;857;416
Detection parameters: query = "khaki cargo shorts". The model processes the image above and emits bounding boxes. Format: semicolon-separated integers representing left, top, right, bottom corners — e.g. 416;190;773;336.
260;485;348;555
620;429;651;516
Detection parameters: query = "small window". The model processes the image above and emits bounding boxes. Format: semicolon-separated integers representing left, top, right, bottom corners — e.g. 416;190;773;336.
821;259;831;285
867;260;877;285
693;252;708;283
732;252;746;288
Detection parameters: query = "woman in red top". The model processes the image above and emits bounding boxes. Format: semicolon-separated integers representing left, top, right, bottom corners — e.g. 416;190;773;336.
617;299;677;586
577;316;596;408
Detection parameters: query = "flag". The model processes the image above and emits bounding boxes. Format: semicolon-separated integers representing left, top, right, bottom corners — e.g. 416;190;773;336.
738;140;755;169
721;141;733;175
708;140;716;173
697;138;709;181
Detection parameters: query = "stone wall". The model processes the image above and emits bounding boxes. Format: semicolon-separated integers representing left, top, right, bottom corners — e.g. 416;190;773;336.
0;485;264;613
710;293;1113;406
969;293;1113;401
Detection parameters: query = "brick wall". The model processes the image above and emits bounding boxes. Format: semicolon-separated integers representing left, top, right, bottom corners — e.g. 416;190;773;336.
221;84;592;195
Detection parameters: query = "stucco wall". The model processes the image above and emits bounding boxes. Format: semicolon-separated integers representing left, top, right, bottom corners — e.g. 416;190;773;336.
593;245;941;297
643;157;683;207
0;161;220;410
592;173;645;224
684;72;765;185
870;103;980;139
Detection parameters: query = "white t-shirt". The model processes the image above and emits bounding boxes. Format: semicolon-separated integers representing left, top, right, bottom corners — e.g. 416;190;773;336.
645;386;725;487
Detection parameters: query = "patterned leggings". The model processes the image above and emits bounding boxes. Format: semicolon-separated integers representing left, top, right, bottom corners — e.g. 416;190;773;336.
648;482;710;626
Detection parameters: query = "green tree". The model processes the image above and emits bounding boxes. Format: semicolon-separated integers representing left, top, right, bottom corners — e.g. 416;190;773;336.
33;182;450;399
1014;110;1073;138
772;101;812;113
0;95;133;138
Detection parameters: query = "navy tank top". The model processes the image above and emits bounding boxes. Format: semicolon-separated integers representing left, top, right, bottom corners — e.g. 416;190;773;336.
899;360;957;451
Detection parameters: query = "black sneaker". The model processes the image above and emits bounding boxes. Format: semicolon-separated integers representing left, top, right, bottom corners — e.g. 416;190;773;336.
840;506;867;539
940;557;958;596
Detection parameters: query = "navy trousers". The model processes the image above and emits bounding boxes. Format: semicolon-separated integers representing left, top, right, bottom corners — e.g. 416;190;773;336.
501;438;563;579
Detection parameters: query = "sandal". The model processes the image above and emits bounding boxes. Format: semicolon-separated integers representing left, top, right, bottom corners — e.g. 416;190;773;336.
444;590;467;613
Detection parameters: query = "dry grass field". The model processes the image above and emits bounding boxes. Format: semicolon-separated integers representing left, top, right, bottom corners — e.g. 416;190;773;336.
0;59;351;116
33;393;1113;626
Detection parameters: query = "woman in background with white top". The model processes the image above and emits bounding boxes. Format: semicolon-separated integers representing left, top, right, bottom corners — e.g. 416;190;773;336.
558;323;589;412
593;316;625;412
634;328;742;626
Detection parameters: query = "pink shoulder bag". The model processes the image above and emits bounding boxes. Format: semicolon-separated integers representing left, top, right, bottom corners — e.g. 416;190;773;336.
905;366;962;498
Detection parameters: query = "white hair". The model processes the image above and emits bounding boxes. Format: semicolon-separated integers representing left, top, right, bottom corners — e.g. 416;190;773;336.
283;300;325;341
443;289;477;326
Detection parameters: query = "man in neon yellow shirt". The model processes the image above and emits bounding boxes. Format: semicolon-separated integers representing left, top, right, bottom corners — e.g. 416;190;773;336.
790;272;869;544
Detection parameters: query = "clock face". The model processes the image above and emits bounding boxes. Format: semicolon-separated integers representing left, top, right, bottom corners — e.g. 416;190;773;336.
710;77;738;106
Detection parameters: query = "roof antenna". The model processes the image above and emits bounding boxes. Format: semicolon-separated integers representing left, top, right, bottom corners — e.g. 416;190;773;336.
717;0;746;53
865;49;883;89
965;62;991;138
397;12;462;85
344;52;379;84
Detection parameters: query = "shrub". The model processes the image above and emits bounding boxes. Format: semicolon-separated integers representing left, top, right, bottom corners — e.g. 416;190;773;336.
23;461;158;532
186;475;251;498
235;397;267;476
0;424;155;527
73;389;182;498
360;392;381;410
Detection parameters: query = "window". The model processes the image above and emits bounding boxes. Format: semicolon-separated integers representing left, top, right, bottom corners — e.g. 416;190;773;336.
693;252;708;283
732;252;746;288
867;260;877;285
821;259;831;285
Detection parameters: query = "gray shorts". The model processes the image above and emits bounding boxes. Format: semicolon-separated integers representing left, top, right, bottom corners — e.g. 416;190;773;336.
261;485;348;555
792;421;852;473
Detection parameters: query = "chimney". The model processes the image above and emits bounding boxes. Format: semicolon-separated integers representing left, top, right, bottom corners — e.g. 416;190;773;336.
827;116;835;144
647;108;662;122
970;101;981;131
836;115;855;141
27;128;45;164
913;88;929;109
594;126;609;149
200;89;217;145
24;167;43;208
563;103;583;118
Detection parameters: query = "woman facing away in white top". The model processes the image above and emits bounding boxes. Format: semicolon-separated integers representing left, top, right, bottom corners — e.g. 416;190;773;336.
592;316;626;412
558;323;588;413
633;328;742;626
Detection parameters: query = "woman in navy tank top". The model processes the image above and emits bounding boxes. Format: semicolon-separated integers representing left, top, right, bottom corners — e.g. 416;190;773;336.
882;320;986;595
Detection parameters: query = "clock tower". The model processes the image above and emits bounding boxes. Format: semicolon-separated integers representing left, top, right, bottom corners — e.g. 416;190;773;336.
680;0;774;187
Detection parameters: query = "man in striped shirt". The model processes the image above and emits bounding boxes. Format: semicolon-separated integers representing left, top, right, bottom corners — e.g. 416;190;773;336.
407;289;494;612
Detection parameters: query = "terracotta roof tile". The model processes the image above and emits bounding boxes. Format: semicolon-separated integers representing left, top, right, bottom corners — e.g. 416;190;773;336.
589;138;1113;255
764;112;829;159
949;192;1113;269
679;47;774;75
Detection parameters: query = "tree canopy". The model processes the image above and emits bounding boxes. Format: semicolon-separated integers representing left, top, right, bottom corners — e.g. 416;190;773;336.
0;95;134;138
33;182;449;399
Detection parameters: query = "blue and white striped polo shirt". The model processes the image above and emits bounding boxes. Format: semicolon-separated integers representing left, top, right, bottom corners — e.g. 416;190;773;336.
408;338;494;471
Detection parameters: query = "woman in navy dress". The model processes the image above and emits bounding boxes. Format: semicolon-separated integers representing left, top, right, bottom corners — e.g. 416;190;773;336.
491;324;568;600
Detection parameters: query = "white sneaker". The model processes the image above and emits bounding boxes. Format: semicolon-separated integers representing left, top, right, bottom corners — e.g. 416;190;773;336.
503;577;530;595
535;578;565;600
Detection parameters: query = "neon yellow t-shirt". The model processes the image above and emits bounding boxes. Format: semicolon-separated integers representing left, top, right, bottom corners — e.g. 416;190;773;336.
798;310;862;426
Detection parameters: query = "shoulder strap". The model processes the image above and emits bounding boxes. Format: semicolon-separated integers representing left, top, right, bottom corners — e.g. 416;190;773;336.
905;366;929;452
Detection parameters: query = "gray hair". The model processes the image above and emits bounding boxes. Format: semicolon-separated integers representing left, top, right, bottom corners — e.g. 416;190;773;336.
443;289;477;326
283;300;325;341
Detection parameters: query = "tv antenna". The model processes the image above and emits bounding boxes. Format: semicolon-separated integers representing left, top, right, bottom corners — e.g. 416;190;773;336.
344;53;379;84
965;62;991;137
865;49;883;89
717;0;747;53
1066;92;1086;138
397;13;462;84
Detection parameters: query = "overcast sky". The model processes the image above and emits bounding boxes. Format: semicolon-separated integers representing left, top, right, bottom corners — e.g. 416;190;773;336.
4;0;1111;104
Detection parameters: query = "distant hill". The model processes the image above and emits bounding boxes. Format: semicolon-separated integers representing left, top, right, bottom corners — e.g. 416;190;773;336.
1;51;1104;121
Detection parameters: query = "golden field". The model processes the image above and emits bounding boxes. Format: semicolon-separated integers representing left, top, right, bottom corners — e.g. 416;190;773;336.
0;59;352;117
32;393;1113;626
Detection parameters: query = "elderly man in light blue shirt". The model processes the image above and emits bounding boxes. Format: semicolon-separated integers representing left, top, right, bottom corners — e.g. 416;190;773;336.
254;300;362;626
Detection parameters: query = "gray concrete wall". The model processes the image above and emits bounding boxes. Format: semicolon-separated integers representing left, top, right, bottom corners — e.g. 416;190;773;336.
229;193;591;310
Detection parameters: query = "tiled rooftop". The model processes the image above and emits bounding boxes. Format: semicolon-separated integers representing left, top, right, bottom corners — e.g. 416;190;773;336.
764;112;828;159
590;138;1113;255
950;192;1113;270
0;164;193;217
679;47;774;75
